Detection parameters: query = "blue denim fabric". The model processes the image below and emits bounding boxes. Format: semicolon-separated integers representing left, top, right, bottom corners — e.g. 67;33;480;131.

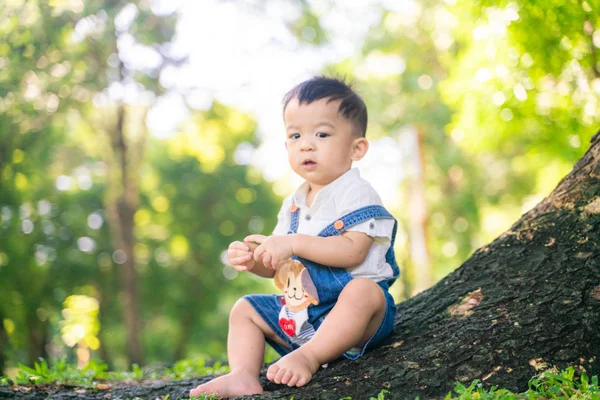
245;204;399;360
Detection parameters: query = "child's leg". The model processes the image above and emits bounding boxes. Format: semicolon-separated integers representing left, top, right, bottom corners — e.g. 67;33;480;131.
267;278;386;387
190;298;290;398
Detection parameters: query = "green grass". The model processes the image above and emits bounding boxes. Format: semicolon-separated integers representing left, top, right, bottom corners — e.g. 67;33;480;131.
0;357;229;387
442;366;599;399
1;361;598;400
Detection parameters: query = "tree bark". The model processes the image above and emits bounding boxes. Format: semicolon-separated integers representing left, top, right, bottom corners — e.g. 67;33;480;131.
3;133;600;399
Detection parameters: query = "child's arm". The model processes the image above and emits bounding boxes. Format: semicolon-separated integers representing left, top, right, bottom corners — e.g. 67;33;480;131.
293;232;373;268
244;233;373;270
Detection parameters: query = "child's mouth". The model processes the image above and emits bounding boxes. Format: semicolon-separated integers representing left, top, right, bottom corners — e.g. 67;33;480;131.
302;160;317;170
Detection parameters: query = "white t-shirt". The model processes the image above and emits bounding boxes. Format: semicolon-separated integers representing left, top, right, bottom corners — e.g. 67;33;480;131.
272;168;395;282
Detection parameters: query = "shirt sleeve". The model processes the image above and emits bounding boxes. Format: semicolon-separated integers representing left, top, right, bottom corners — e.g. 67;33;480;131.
272;194;293;236
339;181;394;242
348;218;394;244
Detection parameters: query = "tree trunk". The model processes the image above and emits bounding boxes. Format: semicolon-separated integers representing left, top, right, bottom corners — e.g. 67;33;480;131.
104;104;144;366
3;133;600;399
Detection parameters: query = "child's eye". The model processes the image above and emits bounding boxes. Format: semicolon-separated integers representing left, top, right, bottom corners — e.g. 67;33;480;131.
289;133;300;140
316;132;329;138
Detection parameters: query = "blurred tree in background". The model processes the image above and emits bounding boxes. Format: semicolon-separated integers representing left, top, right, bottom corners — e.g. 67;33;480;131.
1;0;598;376
322;0;598;297
0;0;279;373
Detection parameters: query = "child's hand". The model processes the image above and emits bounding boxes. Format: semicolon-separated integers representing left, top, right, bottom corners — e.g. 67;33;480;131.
244;234;294;270
227;241;257;272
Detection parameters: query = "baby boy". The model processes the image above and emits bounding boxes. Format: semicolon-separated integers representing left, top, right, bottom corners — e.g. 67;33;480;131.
190;76;399;398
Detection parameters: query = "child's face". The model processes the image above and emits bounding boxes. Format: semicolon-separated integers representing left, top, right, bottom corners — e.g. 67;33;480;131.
283;97;367;189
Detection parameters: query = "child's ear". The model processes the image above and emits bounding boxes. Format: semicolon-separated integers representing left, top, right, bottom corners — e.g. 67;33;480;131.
274;264;288;290
351;137;368;162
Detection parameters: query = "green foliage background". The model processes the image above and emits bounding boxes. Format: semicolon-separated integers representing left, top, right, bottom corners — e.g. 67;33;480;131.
0;0;598;374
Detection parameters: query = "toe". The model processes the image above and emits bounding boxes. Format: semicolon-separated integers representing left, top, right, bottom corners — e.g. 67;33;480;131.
274;366;287;384
287;375;299;387
297;374;311;387
281;370;293;385
266;364;279;381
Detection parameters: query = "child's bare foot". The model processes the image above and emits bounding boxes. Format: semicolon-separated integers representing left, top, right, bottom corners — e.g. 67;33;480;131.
189;369;263;398
266;347;320;387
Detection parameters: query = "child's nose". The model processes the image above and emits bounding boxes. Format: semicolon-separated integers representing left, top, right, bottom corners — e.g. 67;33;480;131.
300;137;314;150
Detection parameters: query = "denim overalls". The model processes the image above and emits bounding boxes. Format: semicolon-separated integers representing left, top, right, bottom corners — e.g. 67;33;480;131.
245;204;400;360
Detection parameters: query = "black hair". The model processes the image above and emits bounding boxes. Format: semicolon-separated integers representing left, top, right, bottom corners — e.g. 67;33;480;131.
282;76;368;137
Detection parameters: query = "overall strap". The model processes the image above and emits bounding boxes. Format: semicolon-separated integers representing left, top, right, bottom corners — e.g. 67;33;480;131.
316;205;400;284
287;203;301;234
317;205;396;245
